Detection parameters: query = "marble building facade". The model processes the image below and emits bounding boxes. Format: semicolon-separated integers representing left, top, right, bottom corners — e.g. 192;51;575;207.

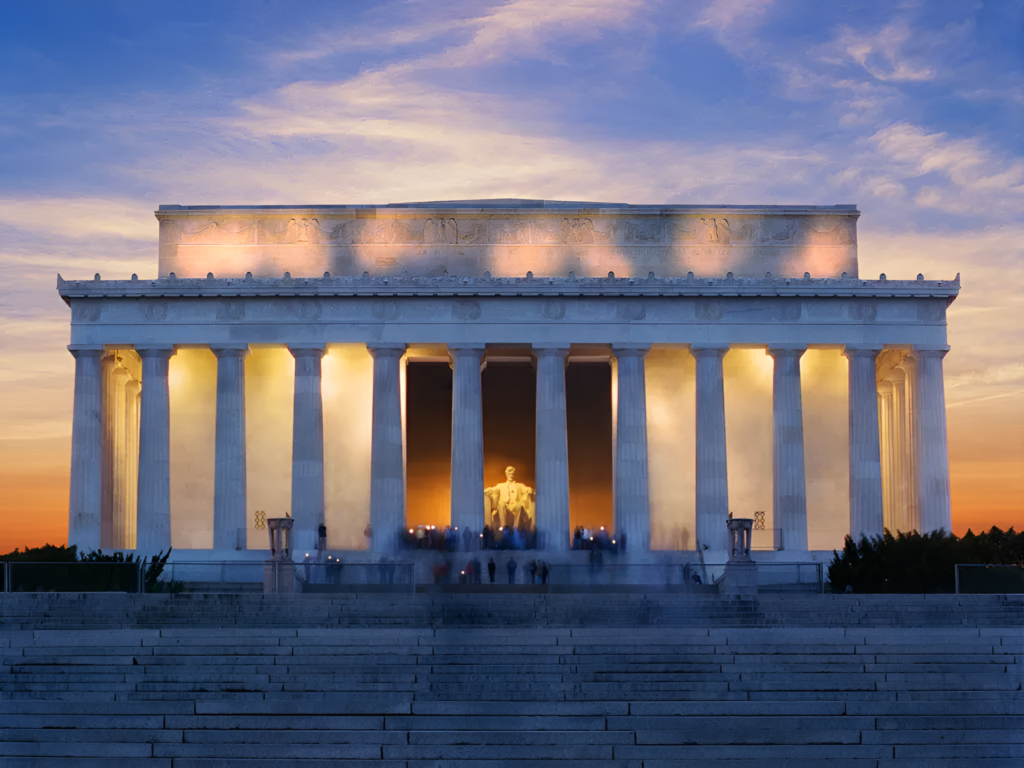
58;201;958;558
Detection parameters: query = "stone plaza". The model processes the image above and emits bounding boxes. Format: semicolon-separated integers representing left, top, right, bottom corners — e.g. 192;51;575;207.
58;200;959;561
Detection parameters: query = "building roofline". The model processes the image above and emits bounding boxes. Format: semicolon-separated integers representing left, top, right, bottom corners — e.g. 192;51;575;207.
156;202;860;215
57;272;958;305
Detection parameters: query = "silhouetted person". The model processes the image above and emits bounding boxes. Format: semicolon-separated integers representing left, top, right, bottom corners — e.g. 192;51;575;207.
487;558;496;583
317;523;327;562
507;557;517;584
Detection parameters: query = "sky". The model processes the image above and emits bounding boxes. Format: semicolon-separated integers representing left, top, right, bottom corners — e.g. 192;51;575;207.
0;0;1021;552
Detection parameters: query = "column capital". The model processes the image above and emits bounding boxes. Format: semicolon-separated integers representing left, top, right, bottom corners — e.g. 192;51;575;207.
211;344;250;359
68;344;105;358
447;343;487;354
912;346;950;359
135;345;176;360
367;343;406;359
612;343;650;358
843;344;882;360
691;344;729;359
288;345;326;359
767;344;807;359
877;379;894;395
533;344;571;358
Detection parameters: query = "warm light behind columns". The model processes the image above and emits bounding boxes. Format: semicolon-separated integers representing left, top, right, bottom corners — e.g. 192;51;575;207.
167;348;216;550
245;347;294;546
722;348;773;526
322;345;374;550
646;348;696;550
801;349;849;551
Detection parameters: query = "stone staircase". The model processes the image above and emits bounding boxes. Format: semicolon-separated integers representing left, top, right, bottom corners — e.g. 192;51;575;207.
0;593;1021;765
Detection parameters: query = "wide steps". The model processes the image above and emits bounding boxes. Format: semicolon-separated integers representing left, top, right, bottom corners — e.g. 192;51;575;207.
1;593;1021;764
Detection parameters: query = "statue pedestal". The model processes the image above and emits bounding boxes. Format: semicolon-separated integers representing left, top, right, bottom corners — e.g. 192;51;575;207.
264;517;295;594
719;561;758;597
264;561;295;594
719;517;758;597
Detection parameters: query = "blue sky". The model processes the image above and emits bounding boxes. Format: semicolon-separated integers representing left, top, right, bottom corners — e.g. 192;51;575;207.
0;0;1021;543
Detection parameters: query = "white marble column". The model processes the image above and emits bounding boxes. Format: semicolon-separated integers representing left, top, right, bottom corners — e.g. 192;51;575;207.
212;345;249;550
534;345;571;550
68;345;105;552
368;343;406;554
769;346;808;551
844;346;884;542
109;364;130;550
123;378;141;549
890;370;910;533
289;346;326;553
693;345;730;553
100;354;115;547
899;355;921;532
613;344;650;551
914;347;953;534
136;346;175;553
877;379;895;532
449;344;486;535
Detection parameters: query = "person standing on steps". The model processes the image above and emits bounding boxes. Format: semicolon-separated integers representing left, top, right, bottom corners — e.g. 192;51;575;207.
507;556;517;584
488;557;496;584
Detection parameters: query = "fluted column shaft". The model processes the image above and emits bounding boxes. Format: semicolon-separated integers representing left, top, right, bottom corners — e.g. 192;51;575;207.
613;345;650;551
100;354;115;547
68;346;105;552
693;345;730;552
915;348;952;534
123;379;141;549
899;355;921;531
368;344;406;553
136;346;175;553
770;346;808;551
449;345;486;534
535;345;571;551
289;346;326;553
110;365;130;549
212;346;249;550
877;380;895;532
845;347;884;541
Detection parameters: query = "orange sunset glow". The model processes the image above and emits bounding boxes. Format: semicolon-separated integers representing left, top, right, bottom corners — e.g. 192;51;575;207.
1;2;1021;553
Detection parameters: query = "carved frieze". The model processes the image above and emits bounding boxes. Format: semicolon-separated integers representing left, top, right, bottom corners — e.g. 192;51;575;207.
158;211;858;249
155;204;861;280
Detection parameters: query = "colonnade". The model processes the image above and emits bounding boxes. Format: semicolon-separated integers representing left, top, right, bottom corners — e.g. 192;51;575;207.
66;342;953;555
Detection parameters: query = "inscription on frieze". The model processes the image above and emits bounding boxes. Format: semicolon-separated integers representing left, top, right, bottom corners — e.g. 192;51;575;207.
156;204;860;279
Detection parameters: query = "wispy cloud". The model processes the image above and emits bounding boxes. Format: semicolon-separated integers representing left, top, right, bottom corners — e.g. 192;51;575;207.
825;21;935;82
276;0;649;68
869;123;1024;216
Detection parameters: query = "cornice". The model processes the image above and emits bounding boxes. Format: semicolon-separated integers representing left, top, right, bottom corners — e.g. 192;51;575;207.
57;272;960;304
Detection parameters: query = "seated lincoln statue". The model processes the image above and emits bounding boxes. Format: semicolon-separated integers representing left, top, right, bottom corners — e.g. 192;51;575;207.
485;466;535;531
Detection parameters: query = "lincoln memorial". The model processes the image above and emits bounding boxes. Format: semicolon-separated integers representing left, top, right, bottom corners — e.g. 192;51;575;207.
58;200;958;560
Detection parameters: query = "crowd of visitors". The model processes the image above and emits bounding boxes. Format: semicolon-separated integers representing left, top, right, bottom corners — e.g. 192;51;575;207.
401;524;538;551
573;526;625;552
429;556;553;585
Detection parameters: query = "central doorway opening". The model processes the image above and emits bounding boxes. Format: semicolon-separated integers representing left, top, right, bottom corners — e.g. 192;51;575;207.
404;357;613;539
